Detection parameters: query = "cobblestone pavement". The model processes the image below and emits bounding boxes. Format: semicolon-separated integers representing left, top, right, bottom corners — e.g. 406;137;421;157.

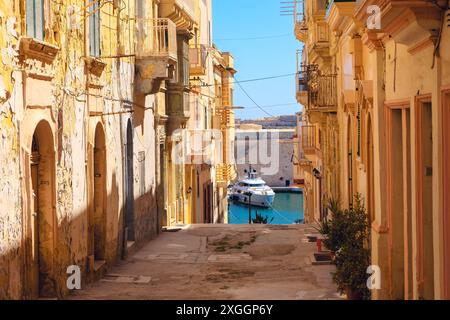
69;224;344;300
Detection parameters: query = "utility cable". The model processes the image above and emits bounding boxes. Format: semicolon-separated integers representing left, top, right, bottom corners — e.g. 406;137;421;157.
193;72;296;88
235;77;284;119
215;33;292;41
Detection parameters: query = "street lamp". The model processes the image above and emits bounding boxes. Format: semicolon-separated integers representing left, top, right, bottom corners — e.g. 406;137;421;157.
244;191;253;224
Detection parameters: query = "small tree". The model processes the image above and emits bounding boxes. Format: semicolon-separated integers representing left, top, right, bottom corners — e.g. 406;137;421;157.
320;195;371;300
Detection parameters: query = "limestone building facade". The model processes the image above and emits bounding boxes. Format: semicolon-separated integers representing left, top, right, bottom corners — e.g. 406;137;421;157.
0;0;235;299
293;0;450;299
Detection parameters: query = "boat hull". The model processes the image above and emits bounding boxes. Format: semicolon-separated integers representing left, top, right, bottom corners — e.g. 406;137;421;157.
231;192;275;208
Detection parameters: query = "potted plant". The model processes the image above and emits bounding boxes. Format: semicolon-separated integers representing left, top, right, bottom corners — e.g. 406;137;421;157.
323;195;371;300
333;243;371;300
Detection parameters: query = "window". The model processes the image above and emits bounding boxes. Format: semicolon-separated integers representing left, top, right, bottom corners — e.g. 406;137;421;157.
230;88;234;107
357;106;361;157
89;0;101;57
136;0;145;18
26;0;45;40
136;0;146;41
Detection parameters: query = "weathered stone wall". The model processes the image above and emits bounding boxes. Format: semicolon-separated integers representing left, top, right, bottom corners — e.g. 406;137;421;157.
0;0;158;299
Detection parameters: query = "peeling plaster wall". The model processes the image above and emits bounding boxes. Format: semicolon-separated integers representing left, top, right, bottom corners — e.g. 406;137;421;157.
0;1;24;300
0;0;159;299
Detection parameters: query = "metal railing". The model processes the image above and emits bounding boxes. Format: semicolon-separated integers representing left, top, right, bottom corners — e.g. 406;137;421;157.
309;73;337;108
216;164;233;184
326;0;357;12
296;65;309;93
135;18;177;61
301;125;317;151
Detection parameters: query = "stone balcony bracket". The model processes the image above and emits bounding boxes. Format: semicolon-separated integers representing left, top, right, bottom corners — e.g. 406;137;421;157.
84;56;107;78
326;1;359;34
356;0;443;54
18;37;60;64
135;59;176;95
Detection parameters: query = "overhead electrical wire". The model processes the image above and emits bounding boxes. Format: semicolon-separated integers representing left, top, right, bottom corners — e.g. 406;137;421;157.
215;33;292;41
192;72;296;88
235;77;282;118
234;77;301;124
245;102;298;110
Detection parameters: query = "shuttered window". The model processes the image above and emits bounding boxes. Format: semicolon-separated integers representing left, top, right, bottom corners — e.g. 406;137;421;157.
136;0;145;18
26;0;45;40
89;1;101;57
357;106;361;157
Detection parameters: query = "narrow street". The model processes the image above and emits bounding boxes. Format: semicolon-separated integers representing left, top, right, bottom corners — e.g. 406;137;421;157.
69;224;342;300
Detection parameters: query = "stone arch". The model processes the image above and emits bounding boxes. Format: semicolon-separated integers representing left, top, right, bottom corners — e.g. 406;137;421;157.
28;119;56;298
91;122;107;261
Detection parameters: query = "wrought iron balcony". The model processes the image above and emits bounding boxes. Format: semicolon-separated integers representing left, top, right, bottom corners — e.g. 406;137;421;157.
292;0;307;42
216;164;234;185
308;73;337;111
135;18;177;61
326;0;356;12
189;44;208;76
301;125;320;156
215;108;232;127
296;64;309;106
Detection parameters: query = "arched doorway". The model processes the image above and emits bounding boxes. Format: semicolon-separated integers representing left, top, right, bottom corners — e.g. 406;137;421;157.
91;123;106;261
125;120;135;242
29;120;55;298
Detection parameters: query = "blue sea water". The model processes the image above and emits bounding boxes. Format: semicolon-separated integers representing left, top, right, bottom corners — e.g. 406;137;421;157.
228;192;304;225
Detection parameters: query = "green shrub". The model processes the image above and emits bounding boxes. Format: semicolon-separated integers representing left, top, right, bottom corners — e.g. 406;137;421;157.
320;195;371;300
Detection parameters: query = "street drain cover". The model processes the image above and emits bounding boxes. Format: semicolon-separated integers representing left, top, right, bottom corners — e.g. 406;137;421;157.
101;274;151;284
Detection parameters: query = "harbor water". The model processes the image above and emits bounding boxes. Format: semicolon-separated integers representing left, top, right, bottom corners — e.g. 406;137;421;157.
228;191;304;225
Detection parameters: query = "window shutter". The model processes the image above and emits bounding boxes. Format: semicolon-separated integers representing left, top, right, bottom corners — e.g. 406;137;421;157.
357;107;361;157
35;0;45;40
95;2;100;56
89;3;95;56
26;0;36;38
89;1;100;56
26;0;45;40
136;0;145;18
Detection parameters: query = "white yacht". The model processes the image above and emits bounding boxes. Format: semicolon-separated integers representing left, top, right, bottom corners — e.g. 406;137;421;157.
230;168;275;208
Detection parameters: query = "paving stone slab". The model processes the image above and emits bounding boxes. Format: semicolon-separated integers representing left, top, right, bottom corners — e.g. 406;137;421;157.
208;254;252;263
145;253;190;260
101;274;152;284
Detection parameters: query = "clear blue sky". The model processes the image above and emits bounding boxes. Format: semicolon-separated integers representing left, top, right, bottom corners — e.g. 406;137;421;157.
212;0;302;120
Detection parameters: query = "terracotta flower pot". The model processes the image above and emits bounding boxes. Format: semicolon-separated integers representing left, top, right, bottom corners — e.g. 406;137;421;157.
345;287;364;300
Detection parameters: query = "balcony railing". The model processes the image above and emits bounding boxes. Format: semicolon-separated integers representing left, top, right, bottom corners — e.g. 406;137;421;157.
296;66;309;93
292;0;307;42
189;45;208;75
216;164;233;184
309;73;337;109
301;125;318;154
135;18;177;61
326;0;356;12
